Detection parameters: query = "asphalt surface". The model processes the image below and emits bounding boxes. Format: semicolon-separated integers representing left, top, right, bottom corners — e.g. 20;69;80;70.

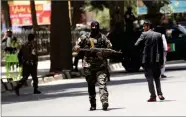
1;62;186;116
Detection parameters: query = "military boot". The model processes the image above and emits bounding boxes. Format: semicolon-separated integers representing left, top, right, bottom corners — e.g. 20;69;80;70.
14;86;20;96
90;99;96;111
33;88;41;94
102;101;109;111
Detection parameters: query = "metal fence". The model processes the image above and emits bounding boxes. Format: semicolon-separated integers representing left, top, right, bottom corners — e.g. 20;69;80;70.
1;29;80;58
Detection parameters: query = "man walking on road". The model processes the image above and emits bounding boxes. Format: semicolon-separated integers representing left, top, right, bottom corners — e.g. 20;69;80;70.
74;21;112;111
135;21;165;102
15;34;41;96
155;26;168;78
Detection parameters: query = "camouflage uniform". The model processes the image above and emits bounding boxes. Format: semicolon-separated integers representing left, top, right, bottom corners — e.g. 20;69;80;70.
78;32;112;110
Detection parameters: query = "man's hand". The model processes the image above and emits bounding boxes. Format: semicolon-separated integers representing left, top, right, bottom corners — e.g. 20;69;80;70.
164;51;167;56
73;45;80;52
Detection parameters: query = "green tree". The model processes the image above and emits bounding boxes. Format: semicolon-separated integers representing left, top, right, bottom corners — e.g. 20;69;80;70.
142;0;170;25
95;7;110;29
86;1;125;29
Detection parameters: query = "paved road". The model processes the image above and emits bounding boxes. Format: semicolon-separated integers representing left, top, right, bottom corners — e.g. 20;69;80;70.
1;60;186;80
2;64;186;116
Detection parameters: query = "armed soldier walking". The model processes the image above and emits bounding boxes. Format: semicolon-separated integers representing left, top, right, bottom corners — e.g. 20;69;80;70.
74;21;112;111
15;34;41;96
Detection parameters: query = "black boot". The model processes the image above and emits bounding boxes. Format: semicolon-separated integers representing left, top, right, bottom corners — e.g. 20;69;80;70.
33;88;41;94
14;86;20;96
102;102;109;111
90;99;96;111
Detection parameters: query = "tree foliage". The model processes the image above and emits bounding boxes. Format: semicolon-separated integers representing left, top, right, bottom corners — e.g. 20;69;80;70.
142;0;170;26
143;0;170;13
89;1;109;11
95;7;110;29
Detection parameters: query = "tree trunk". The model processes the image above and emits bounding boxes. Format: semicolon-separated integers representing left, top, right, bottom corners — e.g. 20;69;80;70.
50;1;72;72
109;1;125;31
30;0;38;34
2;1;12;30
108;1;115;29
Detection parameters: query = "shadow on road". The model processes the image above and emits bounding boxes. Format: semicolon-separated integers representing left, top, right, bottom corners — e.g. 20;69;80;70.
2;91;88;105
159;100;176;102
2;76;151;105
2;64;185;105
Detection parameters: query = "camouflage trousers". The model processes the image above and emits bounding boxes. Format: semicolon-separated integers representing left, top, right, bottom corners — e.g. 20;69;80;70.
84;68;109;105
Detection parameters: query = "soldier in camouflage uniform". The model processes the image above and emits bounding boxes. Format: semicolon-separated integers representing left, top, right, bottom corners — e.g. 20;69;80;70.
15;34;41;96
74;21;112;111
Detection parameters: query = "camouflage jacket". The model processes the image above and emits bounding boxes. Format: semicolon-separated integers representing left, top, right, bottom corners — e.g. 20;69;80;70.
18;41;38;64
77;33;112;70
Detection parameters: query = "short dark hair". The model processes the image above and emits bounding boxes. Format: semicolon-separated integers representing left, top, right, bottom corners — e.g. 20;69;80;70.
28;34;35;41
143;20;152;28
7;30;12;33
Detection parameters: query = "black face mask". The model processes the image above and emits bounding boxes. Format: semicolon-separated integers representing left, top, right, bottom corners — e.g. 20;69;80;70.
91;29;99;37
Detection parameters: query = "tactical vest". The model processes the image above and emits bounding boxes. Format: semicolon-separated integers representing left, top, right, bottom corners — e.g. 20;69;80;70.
21;42;38;63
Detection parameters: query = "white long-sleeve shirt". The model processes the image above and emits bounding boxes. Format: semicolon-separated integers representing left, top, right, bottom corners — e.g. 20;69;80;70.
162;34;168;51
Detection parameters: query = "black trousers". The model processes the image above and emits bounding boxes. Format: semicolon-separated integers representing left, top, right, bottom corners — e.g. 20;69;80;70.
73;52;83;69
143;63;163;98
16;63;38;89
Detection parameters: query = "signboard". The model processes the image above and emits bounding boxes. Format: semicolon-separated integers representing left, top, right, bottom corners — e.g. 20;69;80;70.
137;0;186;15
8;1;51;26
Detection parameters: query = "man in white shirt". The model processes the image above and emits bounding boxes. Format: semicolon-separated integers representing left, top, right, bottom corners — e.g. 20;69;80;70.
161;34;168;78
154;26;168;78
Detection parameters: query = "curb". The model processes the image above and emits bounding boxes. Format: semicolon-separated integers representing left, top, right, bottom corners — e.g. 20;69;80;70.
1;73;64;92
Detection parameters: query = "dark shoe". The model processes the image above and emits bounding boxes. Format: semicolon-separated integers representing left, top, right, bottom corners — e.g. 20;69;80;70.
147;97;156;102
15;87;20;96
107;77;110;82
90;105;96;111
90;99;96;111
158;95;165;100
102;102;109;111
161;75;167;78
34;90;41;94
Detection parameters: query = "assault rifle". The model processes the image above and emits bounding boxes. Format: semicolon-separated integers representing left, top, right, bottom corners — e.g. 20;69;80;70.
78;48;122;59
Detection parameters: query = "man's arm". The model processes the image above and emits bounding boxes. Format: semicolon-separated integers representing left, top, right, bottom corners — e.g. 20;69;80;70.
18;46;23;65
6;37;11;47
106;39;112;49
2;38;7;43
162;34;168;52
135;32;145;46
159;34;164;66
102;35;112;48
73;35;88;52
